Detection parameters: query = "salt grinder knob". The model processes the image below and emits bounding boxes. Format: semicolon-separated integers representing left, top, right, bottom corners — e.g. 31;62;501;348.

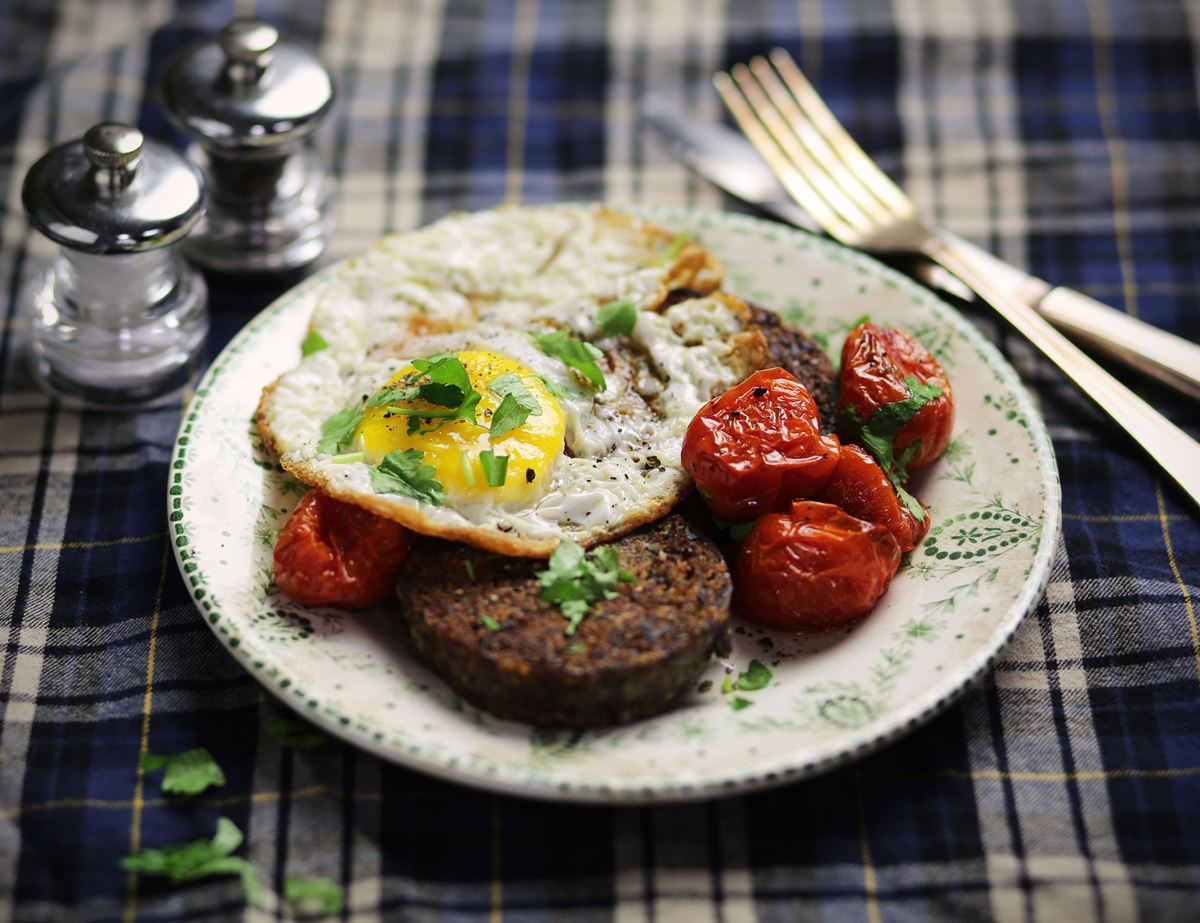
20;121;208;409
162;17;337;276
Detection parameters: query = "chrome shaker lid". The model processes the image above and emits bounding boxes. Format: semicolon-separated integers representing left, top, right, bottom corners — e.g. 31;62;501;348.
21;122;205;254
161;18;336;154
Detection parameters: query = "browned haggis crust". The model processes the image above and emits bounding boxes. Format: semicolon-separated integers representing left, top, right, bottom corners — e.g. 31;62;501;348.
396;513;732;728
744;304;838;427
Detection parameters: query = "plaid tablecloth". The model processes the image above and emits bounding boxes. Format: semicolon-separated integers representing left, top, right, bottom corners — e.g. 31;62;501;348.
2;0;1199;920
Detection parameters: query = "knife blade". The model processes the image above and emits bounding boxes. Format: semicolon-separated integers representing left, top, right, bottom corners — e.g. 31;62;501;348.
639;98;1200;399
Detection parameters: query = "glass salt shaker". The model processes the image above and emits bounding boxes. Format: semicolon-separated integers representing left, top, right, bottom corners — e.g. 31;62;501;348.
21;122;208;409
162;17;337;275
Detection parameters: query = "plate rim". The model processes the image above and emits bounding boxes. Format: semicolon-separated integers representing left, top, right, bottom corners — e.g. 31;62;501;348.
169;205;1062;803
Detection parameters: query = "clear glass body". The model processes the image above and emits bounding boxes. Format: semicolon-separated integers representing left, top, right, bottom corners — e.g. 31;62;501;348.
183;145;334;275
24;247;208;409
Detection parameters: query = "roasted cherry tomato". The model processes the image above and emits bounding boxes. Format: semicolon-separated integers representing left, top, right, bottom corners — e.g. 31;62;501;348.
734;500;901;631
274;490;412;609
838;322;954;470
816;444;930;553
682;368;841;521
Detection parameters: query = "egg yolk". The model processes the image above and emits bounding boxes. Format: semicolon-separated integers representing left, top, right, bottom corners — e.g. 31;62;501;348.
354;351;565;504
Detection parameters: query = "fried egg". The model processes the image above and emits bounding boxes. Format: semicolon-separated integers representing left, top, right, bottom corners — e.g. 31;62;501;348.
257;206;766;557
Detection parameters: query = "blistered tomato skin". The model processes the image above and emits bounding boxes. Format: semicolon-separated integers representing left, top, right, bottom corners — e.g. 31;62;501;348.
734;500;901;631
838;322;954;470
274;490;412;609
816;444;930;552
682;368;842;521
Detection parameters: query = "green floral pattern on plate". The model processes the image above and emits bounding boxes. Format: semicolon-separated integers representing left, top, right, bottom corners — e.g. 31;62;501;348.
168;205;1061;803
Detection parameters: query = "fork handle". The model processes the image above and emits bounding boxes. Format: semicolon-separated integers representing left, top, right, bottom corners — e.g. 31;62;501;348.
925;236;1200;510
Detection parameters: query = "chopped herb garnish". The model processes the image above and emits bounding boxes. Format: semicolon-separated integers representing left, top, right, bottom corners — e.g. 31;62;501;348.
371;353;484;435
536;540;634;635
658;232;692;265
479;450;508;487
721;675;735;695
463;560;476;582
366;385;420;409
596;299;637;336
264;716;328;750
737;660;773;692
332;451;364;465
300;331;329;357
711;514;755;543
478;614;502;632
459;452;477;486
729;696;754;711
567;642;588;654
489;373;543;415
120;817;263;906
838;375;942;519
488;393;531;441
317;406;364;455
370;449;445;505
531;330;607;392
285;874;345;916
539;375;575;400
140;748;225;796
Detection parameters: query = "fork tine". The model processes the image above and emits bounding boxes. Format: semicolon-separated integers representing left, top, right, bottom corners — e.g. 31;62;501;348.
730;62;875;235
747;56;890;225
768;48;913;216
712;69;858;243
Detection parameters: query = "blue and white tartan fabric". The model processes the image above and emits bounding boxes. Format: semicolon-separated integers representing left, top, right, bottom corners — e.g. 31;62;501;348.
1;1;1198;920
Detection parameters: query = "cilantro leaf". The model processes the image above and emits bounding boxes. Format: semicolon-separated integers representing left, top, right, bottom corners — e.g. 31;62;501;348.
711;514;755;543
365;385;420;409
531;331;607;392
479;449;508;486
264;716;328;750
730;696;754;711
596;299;637;336
488;393;530;441
478;613;502;632
317;407;364;455
658;232;693;265
489;373;543;414
837;376;942;520
285;874;345;916
120;817;263;906
140;747;225;795
300;331;329;357
536;541;635;635
394;390;482;435
370;449;445;505
539;376;575;400
721;675;735;695
737;660;772;692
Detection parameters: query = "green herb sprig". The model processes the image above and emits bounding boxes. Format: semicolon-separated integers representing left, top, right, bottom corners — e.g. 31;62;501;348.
531;331;607;392
370;449;445;505
536;541;634;635
140;748;225;796
300;331;329;357
317;407;364;455
838;375;942;519
596;299;637;336
121;817;264;906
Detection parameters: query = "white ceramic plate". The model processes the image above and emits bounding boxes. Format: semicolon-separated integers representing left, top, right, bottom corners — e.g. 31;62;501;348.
169;206;1060;803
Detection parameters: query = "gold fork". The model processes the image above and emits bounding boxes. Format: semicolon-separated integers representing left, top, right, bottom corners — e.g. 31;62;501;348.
715;48;1200;510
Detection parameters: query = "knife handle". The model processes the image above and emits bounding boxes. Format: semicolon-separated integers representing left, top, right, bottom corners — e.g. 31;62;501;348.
1036;286;1200;400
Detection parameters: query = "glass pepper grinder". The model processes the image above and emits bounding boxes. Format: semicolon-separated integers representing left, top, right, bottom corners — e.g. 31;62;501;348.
20;122;209;409
162;17;337;276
